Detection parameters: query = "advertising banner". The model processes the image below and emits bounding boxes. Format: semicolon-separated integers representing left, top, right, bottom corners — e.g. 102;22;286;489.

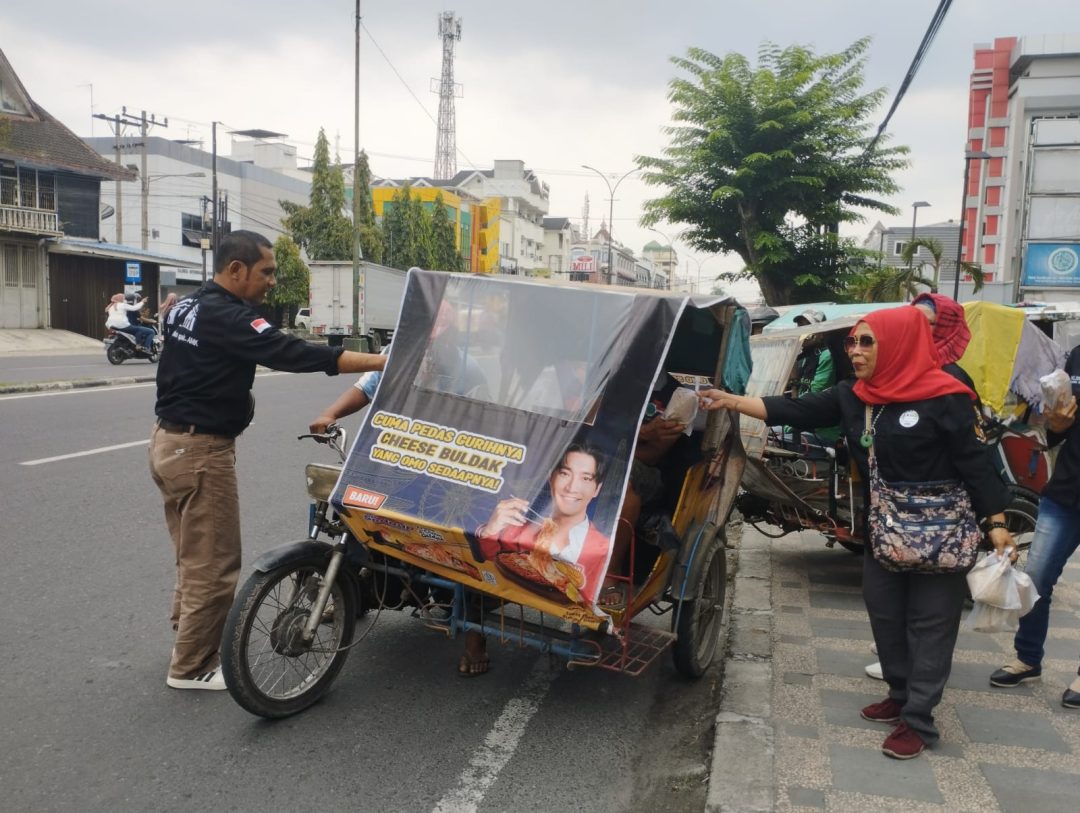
331;270;685;625
1021;243;1080;288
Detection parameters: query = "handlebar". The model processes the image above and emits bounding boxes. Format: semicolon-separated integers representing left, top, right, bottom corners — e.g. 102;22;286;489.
297;424;349;463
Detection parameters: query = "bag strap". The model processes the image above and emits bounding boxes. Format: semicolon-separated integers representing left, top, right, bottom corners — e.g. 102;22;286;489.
863;404;875;460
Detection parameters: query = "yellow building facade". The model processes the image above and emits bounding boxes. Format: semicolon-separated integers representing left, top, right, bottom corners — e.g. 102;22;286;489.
370;185;501;274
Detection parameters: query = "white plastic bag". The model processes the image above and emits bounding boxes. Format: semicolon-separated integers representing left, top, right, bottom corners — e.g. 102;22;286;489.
1040;369;1072;412
662;387;699;436
963;552;1040;632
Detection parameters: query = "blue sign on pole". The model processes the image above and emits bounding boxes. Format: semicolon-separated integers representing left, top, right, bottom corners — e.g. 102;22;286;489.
1022;243;1080;288
125;261;142;283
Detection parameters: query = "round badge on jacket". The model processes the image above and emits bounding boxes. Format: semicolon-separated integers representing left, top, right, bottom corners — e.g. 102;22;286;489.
899;409;919;428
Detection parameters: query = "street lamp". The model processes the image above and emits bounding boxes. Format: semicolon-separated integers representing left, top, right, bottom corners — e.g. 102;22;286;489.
141;171;206;251
582;164;637;285
952;150;991;301
908;200;931;269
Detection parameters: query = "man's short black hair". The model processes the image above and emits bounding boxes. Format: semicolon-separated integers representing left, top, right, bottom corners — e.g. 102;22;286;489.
214;230;273;276
556;442;607;485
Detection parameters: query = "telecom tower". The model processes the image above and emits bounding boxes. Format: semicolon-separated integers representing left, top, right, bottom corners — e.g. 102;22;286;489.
433;11;462;180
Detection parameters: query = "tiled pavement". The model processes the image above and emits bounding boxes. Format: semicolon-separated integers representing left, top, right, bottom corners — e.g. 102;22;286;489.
708;523;1080;813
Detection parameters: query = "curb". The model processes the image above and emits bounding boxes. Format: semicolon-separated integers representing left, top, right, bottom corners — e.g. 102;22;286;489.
0;375;157;395
706;524;775;813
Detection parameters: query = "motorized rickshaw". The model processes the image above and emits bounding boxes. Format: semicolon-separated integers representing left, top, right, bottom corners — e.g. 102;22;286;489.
733;302;1065;558
220;270;751;718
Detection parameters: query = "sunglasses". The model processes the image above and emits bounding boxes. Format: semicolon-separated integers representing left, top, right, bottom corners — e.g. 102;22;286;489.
843;335;876;350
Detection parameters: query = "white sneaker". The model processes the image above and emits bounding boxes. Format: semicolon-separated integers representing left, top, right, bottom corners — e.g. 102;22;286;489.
167;668;227;690
870;643;878;655
865;661;884;680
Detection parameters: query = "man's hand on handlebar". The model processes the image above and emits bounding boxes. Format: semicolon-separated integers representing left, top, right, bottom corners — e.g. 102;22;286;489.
309;414;338;434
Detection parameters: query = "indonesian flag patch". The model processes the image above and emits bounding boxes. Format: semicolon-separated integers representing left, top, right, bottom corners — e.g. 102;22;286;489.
250;318;272;334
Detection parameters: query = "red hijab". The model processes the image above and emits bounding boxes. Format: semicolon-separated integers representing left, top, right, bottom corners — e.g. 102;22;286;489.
852;306;976;405
911;292;971;365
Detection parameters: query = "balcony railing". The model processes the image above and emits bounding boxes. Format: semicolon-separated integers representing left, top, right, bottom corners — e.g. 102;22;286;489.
0;205;61;235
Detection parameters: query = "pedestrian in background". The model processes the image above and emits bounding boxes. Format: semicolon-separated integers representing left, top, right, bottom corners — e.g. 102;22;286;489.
990;343;1080;709
699;306;1013;758
150;230;385;691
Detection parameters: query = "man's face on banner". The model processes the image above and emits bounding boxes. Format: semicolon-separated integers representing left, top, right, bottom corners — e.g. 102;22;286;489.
549;451;602;522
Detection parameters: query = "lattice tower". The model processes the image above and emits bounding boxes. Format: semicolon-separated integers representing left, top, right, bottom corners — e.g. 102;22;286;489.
433;12;462;180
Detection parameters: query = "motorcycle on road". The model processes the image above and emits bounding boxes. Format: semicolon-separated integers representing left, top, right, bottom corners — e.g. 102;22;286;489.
103;325;163;364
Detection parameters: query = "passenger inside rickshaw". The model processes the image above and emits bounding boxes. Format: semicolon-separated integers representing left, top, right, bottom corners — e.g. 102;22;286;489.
771;324;855;469
602;305;729;606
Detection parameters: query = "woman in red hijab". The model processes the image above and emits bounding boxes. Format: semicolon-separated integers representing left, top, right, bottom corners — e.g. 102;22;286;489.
697;306;1013;759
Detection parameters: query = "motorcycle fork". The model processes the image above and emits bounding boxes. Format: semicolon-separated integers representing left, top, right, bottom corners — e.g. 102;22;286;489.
301;548;345;641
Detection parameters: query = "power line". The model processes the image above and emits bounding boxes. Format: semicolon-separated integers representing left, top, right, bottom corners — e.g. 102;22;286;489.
864;0;954;156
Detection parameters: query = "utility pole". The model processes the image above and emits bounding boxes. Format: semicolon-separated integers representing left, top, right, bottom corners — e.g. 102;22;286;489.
113;109;169;251
352;0;365;341
92;112;130;243
200;195;210;282
211;121;219;256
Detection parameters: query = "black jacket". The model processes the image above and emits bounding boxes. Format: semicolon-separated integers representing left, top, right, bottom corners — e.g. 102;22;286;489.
1043;345;1080;509
155;282;344;437
763;380;1009;519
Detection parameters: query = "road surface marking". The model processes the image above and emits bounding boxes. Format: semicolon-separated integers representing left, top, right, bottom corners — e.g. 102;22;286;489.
431;662;554;813
20;439;150;466
0;371;287;402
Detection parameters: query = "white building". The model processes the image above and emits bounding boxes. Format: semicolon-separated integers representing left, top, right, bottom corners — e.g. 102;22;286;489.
85;132;311;287
451;160;549;275
541;216;575;279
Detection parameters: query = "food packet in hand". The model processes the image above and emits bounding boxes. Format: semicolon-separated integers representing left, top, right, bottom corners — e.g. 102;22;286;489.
1039;369;1072;412
662;387;698;436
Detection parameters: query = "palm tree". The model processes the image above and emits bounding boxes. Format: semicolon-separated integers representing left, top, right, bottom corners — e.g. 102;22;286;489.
901;237;985;296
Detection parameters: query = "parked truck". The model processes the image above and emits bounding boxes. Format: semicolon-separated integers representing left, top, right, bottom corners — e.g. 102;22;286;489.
296;261;407;349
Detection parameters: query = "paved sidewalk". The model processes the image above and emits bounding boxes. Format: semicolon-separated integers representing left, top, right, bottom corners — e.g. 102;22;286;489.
708;524;1080;813
0;328;101;354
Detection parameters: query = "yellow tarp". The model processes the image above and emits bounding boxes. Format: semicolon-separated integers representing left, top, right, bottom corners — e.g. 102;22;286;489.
957;301;1026;414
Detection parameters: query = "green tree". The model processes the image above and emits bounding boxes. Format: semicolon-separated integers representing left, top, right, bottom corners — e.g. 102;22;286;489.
381;190;408;269
266;235;310;327
848;237;984;302
353;149;383;263
638;39;909;305
430;192;464;272
281;128;352;261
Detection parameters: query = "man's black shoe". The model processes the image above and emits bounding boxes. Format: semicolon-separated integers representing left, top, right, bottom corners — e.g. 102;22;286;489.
1063;687;1080;709
989;660;1041;687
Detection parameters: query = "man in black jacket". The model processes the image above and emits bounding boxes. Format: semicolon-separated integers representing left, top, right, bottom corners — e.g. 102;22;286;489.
990;345;1080;709
149;230;385;690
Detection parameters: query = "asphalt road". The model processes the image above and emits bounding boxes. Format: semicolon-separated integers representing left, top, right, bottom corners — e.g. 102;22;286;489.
0;370;723;813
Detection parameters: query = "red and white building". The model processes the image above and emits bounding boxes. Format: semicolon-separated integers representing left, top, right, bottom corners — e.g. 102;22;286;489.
960;35;1080;303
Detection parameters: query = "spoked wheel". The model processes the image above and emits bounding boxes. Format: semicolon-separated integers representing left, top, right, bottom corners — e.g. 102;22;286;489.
106;344;126;365
221;555;356;718
673;527;727;678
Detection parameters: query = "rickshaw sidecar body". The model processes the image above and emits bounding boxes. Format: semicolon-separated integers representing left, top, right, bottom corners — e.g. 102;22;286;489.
331;271;748;632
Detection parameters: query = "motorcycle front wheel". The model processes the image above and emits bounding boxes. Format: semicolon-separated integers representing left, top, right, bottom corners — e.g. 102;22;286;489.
221;555;356;718
105;344;126;365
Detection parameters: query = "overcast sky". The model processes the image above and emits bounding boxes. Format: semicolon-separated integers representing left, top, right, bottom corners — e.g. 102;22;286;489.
3;1;1078;298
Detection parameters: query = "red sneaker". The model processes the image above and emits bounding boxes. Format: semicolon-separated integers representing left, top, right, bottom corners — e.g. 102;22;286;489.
882;722;925;759
860;697;902;723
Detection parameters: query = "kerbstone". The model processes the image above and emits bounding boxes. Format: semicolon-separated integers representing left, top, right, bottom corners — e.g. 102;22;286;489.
733;577;772;612
722;659;772;718
730;612;772;659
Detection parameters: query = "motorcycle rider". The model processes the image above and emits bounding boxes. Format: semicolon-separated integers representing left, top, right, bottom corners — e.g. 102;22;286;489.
105;292;155;353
